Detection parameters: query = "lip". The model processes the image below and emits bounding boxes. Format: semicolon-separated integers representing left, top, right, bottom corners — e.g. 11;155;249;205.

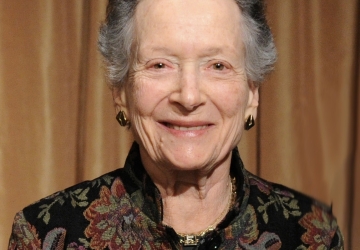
158;120;214;136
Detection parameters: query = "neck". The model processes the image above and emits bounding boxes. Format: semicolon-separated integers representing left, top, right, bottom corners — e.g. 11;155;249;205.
140;147;233;234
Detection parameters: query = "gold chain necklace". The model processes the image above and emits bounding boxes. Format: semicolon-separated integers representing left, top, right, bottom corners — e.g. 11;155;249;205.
177;176;236;246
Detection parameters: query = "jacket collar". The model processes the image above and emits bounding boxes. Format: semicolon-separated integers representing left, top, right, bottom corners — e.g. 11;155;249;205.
121;142;250;228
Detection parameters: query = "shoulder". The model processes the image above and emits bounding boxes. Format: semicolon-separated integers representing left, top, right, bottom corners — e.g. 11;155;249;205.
9;168;128;248
244;171;344;249
23;169;120;224
247;171;322;210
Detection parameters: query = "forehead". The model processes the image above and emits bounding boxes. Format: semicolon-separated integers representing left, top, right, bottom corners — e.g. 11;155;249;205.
134;0;243;56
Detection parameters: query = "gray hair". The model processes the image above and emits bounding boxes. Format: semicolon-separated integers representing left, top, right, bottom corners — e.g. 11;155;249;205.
98;0;277;88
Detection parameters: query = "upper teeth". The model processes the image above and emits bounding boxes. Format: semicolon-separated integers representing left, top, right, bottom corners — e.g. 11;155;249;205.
167;124;208;131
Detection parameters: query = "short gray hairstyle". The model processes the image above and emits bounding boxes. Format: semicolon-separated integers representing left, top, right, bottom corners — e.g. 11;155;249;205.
99;0;277;88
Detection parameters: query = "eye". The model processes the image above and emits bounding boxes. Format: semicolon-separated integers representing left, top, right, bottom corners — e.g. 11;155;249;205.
212;63;225;70
153;63;166;69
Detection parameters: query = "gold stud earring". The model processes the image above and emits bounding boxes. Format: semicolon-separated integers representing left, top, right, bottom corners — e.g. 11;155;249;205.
244;115;255;130
116;110;130;127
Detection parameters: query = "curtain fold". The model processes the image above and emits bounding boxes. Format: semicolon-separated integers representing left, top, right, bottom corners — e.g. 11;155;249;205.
0;1;85;245
78;1;134;182
0;0;358;248
350;1;360;246
351;69;360;247
263;1;358;243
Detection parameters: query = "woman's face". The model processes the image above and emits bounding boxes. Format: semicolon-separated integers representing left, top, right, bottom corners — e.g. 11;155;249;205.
115;0;258;172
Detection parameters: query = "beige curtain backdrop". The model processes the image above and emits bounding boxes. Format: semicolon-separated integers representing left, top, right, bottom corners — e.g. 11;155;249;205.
0;0;359;249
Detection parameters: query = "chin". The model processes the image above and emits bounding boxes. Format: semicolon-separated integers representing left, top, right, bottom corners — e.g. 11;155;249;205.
163;151;218;172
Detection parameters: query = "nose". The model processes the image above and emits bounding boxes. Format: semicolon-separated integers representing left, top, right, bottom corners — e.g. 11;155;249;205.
169;67;205;111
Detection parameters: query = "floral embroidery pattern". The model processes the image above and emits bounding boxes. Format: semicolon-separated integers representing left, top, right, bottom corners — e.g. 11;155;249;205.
36;176;113;225
297;205;338;250
8;144;343;249
84;177;170;249
249;176;272;195
67;242;88;250
42;228;66;249
250;176;302;223
240;232;282;250
232;205;281;249
38;188;90;224
8;211;41;250
238;204;259;244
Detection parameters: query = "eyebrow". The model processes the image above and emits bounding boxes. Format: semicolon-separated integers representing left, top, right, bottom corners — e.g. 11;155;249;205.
142;46;234;58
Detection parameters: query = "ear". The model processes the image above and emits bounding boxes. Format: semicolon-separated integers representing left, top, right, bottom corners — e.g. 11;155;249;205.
112;85;129;115
244;81;259;120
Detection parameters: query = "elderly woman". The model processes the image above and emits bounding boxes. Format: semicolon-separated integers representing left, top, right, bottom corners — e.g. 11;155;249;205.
9;0;343;249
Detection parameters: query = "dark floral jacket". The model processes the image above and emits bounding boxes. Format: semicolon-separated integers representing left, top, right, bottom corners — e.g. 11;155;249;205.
9;143;344;249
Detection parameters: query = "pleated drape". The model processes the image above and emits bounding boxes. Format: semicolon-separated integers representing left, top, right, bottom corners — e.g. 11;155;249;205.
0;1;84;246
262;1;359;245
0;0;359;248
350;3;360;247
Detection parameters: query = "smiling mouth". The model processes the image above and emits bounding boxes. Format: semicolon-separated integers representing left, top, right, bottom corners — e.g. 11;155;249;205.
163;123;209;131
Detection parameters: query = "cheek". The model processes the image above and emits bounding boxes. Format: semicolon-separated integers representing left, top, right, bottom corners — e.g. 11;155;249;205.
212;81;249;118
131;86;148;115
128;77;161;116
